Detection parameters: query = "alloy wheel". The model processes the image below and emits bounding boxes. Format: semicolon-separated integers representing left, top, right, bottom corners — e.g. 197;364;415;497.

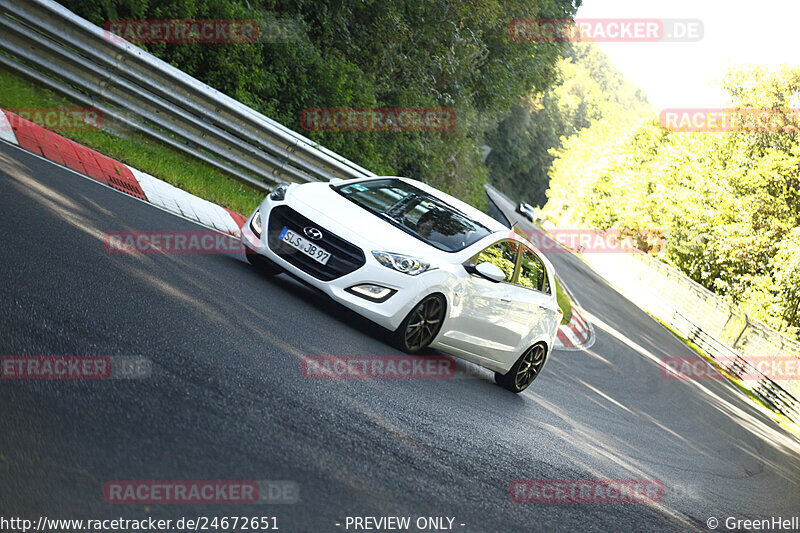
400;296;445;352
514;343;546;390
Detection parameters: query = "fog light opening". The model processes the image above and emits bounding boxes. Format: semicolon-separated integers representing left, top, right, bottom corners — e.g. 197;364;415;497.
347;284;396;303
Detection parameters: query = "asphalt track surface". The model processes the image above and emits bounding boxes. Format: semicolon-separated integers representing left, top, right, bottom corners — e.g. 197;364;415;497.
1;140;799;532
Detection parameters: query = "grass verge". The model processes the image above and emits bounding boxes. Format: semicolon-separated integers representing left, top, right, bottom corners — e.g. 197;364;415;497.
555;277;572;325
0;65;264;215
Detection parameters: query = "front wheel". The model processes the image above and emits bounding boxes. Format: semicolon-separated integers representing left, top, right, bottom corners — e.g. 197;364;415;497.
392;294;446;353
494;343;547;393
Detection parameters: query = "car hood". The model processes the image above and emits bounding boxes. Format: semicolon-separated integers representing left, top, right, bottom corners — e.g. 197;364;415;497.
284;182;451;260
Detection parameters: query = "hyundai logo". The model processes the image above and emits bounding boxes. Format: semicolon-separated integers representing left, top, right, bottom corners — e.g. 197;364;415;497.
303;226;323;241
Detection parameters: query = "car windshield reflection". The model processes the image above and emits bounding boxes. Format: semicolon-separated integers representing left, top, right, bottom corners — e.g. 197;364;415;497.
334;178;491;252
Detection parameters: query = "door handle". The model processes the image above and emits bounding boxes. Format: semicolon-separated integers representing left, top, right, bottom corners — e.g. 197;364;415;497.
500;298;512;303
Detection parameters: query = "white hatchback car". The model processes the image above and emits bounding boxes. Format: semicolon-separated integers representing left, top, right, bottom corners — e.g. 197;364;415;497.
241;176;562;392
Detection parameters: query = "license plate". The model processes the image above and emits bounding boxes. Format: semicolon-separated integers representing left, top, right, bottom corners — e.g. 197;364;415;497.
279;227;331;265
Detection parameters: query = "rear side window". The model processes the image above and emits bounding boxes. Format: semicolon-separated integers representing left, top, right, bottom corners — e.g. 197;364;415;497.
518;246;549;293
473;240;519;282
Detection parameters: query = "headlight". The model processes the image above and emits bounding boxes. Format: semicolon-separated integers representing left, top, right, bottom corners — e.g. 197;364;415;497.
250;209;262;237
269;185;288;201
372;251;434;276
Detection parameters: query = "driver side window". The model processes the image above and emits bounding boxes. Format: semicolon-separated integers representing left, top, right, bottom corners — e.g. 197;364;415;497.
473;240;518;282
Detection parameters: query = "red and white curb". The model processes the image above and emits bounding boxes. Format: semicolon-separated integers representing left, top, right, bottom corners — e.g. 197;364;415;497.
555;306;595;351
0;109;247;236
0;110;19;146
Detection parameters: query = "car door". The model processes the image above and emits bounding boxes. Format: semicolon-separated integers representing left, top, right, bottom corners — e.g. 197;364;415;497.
502;245;560;364
438;239;522;361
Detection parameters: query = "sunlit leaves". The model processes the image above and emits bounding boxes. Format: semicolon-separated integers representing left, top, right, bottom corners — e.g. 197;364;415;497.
544;65;800;339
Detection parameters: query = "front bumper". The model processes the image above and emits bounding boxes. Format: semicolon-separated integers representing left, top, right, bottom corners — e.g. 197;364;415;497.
241;199;450;332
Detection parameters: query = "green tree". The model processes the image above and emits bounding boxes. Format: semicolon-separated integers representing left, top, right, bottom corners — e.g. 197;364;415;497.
485;42;650;206
58;0;581;207
544;64;800;340
773;224;800;336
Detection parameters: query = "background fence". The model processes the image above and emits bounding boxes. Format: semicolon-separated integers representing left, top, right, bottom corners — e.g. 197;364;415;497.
584;245;800;423
0;0;374;192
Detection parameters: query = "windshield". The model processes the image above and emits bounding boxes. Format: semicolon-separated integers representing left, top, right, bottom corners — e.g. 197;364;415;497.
334;179;491;252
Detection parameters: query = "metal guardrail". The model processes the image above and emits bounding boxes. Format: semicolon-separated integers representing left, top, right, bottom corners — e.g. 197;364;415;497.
573;228;800;424
0;0;375;192
672;312;800;421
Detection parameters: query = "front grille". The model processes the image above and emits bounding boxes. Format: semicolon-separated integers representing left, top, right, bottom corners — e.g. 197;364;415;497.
267;205;366;281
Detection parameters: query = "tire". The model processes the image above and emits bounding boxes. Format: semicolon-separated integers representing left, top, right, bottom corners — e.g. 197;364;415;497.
247;252;283;276
392;294;446;353
494;343;547;393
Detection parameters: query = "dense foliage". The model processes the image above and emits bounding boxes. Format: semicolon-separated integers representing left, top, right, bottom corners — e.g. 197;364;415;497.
485;43;650;205
545;66;800;340
59;0;582;207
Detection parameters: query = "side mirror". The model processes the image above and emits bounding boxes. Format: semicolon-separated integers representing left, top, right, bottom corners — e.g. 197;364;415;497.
474;262;506;283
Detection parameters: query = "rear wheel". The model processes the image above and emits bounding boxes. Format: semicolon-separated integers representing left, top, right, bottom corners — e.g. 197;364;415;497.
393;294;446;353
494;343;547;393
